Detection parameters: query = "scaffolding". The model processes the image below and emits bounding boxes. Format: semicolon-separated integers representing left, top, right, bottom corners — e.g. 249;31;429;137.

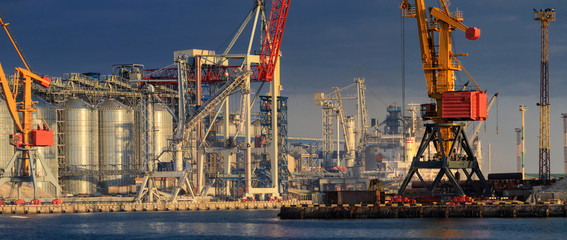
259;95;289;192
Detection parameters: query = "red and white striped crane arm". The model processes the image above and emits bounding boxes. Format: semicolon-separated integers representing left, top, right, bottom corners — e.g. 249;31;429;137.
259;0;290;82
144;0;290;83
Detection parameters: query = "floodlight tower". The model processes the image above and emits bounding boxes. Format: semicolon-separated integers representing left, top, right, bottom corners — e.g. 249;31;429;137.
534;8;555;180
562;113;567;174
519;105;527;179
515;128;522;174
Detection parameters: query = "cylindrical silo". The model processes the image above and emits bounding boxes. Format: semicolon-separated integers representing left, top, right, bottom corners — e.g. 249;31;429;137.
31;97;58;196
98;99;134;194
365;144;379;171
0;99;14;173
63;98;99;195
154;103;173;163
135;103;174;171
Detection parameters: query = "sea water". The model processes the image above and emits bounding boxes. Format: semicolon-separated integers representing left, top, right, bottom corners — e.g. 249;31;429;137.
0;210;565;239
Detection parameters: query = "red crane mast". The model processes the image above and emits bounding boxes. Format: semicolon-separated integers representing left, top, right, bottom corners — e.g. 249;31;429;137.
144;0;290;83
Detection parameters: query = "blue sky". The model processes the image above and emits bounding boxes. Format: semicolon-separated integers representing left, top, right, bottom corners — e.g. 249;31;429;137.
1;0;567;174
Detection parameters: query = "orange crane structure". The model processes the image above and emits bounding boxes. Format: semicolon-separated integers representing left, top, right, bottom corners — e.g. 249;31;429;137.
398;0;491;196
0;16;61;202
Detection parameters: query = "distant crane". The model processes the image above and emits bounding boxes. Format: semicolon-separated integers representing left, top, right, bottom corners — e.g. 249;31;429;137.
333;87;357;175
315;78;368;171
533;8;555;180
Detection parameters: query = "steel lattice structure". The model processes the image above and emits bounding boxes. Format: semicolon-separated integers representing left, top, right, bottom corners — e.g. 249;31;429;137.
259;96;289;191
534;8;555;180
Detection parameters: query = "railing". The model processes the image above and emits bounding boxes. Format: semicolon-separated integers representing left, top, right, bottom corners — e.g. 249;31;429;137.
59;164;143;177
402;6;416;17
452;10;463;20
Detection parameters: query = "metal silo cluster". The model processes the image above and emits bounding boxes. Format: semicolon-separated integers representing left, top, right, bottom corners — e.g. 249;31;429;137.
0;94;176;196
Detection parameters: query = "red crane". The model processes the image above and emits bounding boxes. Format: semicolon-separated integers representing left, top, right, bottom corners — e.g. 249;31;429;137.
258;0;290;82
143;0;290;84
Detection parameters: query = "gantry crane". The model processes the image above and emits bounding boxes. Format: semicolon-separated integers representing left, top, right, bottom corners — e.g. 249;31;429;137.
398;0;491;196
0;16;61;202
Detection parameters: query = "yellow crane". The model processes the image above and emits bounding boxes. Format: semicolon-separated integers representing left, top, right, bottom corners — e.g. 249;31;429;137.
0;15;60;202
398;0;491;197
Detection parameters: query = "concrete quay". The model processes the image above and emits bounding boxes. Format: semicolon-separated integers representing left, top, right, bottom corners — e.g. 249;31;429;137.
0;200;299;215
279;202;567;219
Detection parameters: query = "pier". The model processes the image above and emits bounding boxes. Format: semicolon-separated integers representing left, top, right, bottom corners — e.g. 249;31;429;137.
279;202;567;219
0;200;299;215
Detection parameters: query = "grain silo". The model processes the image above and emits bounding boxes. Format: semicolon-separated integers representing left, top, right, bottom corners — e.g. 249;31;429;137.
154;104;173;163
0;100;14;173
63;98;99;195
135;103;174;171
32;97;58;196
98;99;134;194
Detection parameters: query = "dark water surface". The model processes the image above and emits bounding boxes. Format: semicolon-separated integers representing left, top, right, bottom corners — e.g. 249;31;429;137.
0;210;565;239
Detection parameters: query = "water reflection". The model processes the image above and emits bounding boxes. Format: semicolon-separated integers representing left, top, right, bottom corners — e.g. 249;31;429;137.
0;210;563;239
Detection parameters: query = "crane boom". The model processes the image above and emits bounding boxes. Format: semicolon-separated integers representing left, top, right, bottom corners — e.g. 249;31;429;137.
333;87;349;153
356;77;368;148
402;0;481;118
0;16;30;71
0;66;52;144
144;0;290;84
259;0;290;82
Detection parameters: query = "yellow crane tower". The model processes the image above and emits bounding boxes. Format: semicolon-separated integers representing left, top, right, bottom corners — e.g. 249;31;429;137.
398;0;491;197
533;8;555;180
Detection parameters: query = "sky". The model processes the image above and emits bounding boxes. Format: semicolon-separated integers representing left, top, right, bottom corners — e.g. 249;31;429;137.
1;0;567;174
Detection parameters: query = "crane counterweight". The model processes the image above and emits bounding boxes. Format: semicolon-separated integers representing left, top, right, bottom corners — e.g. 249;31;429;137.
466;27;480;40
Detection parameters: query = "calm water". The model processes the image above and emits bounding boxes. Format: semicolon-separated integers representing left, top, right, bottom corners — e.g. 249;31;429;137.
0;210;565;239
